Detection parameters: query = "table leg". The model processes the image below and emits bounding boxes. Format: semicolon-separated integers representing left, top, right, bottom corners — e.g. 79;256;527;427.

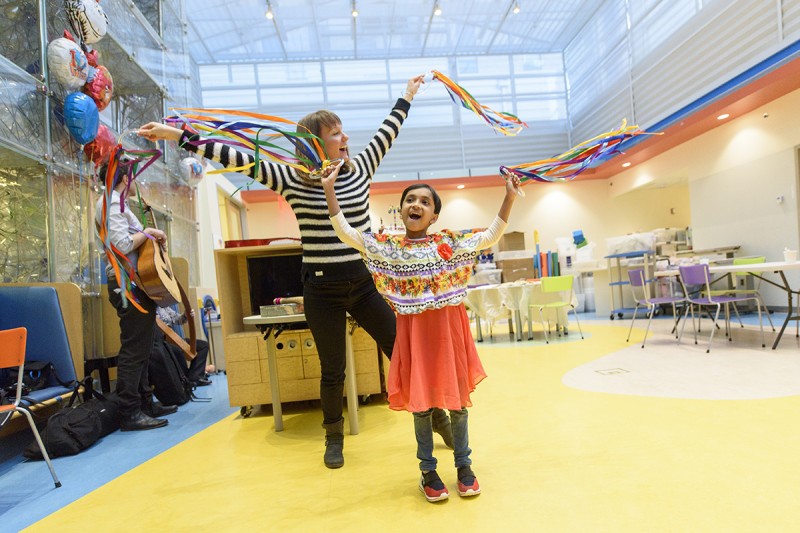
264;335;283;431
771;271;800;350
514;310;523;341
344;325;359;435
475;316;483;342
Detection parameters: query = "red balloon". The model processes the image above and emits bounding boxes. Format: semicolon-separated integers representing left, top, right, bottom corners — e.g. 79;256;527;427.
82;65;113;111
83;124;116;166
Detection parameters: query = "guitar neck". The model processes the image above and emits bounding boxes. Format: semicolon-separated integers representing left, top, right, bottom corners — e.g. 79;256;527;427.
156;317;197;361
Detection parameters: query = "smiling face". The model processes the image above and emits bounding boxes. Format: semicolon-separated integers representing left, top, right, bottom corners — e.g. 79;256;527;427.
319;122;350;162
400;184;441;239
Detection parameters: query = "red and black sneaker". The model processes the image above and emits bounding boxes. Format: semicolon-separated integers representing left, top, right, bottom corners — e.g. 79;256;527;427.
456;466;481;497
419;470;449;502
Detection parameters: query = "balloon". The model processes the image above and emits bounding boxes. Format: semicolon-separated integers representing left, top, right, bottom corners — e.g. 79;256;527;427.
83;65;113;111
179;157;205;186
64;92;99;145
47;37;89;90
65;0;109;44
83;124;116;166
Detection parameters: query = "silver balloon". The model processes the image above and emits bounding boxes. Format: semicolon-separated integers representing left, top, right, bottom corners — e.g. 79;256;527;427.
65;0;109;44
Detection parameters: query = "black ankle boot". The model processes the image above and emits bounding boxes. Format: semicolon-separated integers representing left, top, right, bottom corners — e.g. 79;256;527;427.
322;420;344;469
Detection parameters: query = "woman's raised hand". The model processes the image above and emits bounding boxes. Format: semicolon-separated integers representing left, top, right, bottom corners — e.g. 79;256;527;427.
403;74;425;102
320;160;345;190
138;122;183;143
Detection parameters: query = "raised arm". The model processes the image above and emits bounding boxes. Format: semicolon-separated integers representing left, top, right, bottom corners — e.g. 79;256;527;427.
354;74;424;178
497;174;521;223
322;161;366;252
476;175;521;249
138;122;182;143
137;122;289;191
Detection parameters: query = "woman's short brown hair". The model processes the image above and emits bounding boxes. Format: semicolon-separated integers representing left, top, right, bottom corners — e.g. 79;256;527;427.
296;110;353;177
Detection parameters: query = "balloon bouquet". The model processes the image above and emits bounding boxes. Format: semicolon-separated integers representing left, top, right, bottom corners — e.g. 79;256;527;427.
47;0;114;168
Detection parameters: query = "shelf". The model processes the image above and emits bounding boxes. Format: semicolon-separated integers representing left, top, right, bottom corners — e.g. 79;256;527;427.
604;250;656;259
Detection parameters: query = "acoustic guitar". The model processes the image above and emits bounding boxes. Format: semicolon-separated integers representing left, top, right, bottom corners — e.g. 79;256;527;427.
137;203;181;307
136;197;197;360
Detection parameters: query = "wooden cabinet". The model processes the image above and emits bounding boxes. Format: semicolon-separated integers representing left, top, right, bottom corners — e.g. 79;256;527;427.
215;244;383;408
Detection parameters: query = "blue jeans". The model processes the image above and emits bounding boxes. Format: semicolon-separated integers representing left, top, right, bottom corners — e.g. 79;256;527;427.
413;408;471;472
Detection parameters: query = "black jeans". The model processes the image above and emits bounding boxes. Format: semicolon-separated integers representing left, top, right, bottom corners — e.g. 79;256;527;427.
303;275;396;424
186;338;209;382
107;278;156;416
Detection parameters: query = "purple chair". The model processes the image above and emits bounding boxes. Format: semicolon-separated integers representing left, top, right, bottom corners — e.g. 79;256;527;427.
626;268;687;348
677;263;765;353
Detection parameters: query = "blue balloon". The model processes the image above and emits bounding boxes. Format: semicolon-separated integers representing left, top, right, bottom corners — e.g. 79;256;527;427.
63;92;99;145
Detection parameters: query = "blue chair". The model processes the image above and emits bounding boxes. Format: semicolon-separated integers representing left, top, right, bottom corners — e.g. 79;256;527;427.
626;268;687;348
0;286;78;407
677;264;765;353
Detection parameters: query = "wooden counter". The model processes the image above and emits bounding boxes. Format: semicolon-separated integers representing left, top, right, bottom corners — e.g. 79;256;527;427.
214;243;382;409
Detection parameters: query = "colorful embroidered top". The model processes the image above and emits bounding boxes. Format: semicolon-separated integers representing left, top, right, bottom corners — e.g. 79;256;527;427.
331;212;507;315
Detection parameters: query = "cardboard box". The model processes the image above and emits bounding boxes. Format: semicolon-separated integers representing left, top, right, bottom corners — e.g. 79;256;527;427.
497;258;535;282
498;231;526;252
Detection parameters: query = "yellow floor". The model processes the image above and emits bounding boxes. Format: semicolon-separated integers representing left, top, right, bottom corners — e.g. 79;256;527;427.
26;322;800;532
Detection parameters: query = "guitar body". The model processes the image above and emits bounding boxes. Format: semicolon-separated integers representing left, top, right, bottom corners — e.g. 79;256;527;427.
137;237;181;306
135;199;196;360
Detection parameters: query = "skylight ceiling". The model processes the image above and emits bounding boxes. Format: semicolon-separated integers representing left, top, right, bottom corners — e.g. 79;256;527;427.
186;0;604;65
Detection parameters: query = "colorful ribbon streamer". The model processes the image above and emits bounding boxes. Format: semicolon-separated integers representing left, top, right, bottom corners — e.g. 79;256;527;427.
97;145;161;312
165;108;328;177
431;70;527;136
499;119;660;184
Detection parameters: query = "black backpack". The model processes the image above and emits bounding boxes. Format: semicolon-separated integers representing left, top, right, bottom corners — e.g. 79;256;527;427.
148;333;192;406
23;384;119;460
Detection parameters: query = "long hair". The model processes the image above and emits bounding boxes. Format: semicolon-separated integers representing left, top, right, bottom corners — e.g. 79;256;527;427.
296;110;354;177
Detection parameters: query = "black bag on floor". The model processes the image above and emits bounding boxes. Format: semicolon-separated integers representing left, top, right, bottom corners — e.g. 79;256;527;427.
149;335;192;406
23;387;119;459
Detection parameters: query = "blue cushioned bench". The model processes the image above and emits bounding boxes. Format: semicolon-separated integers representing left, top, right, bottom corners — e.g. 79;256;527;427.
0;285;80;409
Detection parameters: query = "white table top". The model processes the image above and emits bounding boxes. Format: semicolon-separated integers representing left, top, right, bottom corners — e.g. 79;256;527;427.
243;313;307;326
655;260;800;277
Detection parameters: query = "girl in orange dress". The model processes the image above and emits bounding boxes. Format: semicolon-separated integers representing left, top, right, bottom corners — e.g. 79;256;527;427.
322;161;520;502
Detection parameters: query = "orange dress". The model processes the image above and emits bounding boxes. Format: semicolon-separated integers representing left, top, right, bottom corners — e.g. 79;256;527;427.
388;304;486;413
329;213;508;414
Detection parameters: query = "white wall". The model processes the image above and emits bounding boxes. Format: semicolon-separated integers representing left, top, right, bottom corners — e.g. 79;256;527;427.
195;169;243;290
610;87;800;306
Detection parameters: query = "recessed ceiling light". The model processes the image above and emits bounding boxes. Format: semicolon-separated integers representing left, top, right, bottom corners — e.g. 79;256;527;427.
621;162;631;168
456;184;465;189
717;113;730;120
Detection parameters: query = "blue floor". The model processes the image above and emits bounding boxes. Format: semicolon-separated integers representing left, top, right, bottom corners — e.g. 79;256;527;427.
0;374;236;533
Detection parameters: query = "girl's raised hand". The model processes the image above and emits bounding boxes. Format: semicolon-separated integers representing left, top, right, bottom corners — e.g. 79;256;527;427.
505;173;523;197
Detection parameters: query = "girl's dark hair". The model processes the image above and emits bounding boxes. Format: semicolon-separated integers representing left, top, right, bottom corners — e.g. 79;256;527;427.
295;110;354;177
400;183;442;214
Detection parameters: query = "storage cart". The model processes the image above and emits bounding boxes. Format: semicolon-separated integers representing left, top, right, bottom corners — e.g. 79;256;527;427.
604;250;656;320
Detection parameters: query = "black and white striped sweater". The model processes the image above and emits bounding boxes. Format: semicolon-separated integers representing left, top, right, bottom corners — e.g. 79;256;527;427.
180;99;411;281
